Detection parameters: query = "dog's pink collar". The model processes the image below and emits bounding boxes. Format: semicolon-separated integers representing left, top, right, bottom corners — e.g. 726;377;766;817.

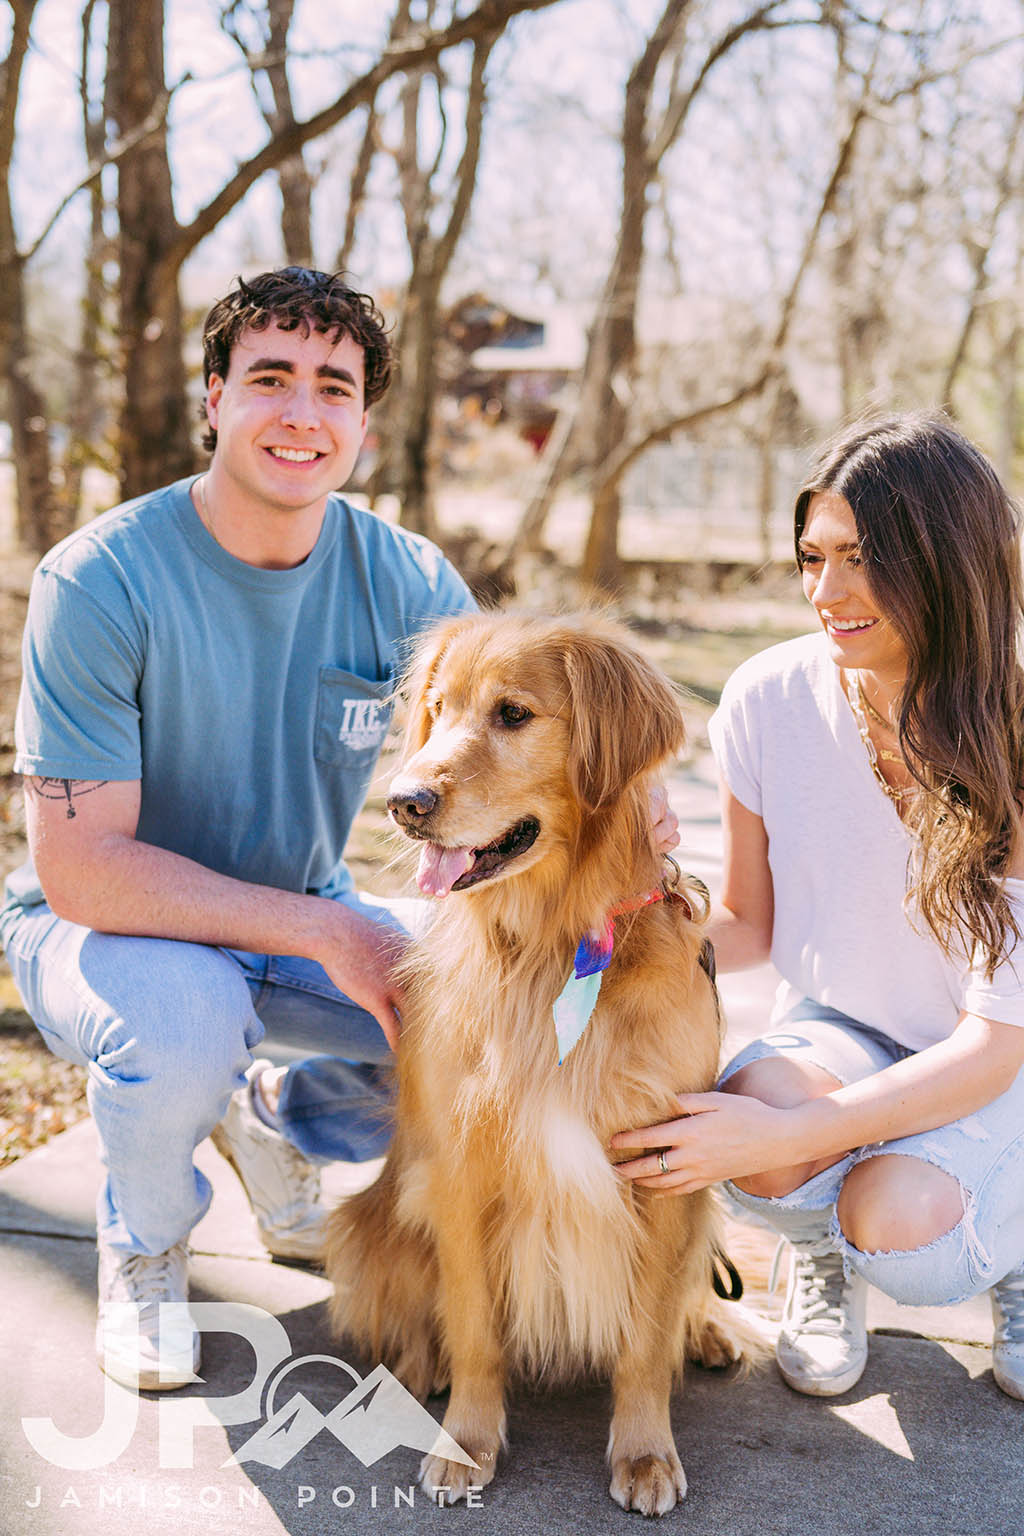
555;883;693;1063
608;887;667;920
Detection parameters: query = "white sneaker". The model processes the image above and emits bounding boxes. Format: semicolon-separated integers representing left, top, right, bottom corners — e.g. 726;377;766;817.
96;1239;199;1391
991;1267;1024;1400
775;1239;868;1397
210;1059;327;1263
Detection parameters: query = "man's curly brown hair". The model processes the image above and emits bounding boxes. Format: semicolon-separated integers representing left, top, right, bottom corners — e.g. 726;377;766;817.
199;267;393;452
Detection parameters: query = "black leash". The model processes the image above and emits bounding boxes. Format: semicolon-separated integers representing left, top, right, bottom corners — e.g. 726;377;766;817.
710;1245;744;1301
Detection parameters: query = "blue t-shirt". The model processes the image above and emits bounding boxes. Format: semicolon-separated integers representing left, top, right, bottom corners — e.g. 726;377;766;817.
3;477;475;920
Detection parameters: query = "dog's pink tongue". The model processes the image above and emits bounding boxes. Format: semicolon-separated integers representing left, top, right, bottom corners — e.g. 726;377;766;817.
416;842;475;897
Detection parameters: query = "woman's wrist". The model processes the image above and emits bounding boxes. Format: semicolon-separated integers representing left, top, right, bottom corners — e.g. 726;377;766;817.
784;1092;861;1167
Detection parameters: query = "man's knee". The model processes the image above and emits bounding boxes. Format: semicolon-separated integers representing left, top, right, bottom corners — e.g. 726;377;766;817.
77;934;258;1089
836;1154;964;1254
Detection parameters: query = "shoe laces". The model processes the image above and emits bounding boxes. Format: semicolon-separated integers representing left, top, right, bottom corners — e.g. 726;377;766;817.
263;1135;322;1230
993;1270;1024;1343
104;1242;189;1306
783;1240;854;1336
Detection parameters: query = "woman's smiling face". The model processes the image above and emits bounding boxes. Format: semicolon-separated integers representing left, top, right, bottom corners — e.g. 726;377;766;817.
798;491;908;685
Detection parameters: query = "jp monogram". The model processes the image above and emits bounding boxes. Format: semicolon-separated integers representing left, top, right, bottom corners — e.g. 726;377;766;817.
21;1303;476;1475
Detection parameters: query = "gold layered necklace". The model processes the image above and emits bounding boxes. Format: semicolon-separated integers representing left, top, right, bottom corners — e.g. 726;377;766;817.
853;673;903;764
846;671;914;808
857;682;891;732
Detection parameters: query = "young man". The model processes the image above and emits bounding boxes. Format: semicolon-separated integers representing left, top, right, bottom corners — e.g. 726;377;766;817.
0;268;475;1390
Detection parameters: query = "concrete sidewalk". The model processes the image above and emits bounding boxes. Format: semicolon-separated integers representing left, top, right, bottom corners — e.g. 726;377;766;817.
2;760;1022;1535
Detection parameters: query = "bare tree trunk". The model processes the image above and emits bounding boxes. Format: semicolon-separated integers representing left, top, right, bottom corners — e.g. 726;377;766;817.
108;0;192;499
222;0;313;266
756;377;783;567
993;313;1020;487
277;157;314;270
335;104;379;271
578;0;689;590
516;405;578;548
266;0;313;265
942;97;1024;412
55;0;112;534
0;0;58;553
584;66;875;534
517;0;795;587
992;224;1022;485
388;23;498;538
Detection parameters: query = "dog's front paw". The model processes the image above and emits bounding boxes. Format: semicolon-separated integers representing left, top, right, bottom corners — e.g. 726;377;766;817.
609;1452;687;1516
420;1441;496;1505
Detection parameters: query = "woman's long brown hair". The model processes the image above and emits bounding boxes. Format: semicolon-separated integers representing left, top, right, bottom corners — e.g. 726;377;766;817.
795;412;1024;974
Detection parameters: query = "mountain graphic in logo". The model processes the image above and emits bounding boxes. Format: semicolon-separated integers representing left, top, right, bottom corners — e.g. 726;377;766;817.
227;1360;478;1472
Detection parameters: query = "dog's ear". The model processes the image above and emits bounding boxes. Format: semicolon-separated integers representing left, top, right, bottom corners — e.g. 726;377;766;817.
400;615;478;755
563;629;685;812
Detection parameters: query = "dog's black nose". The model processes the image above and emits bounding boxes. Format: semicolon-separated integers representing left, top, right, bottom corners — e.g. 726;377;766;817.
387;784;439;825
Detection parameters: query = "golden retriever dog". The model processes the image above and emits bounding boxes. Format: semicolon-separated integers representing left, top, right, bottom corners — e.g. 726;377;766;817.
326;612;752;1515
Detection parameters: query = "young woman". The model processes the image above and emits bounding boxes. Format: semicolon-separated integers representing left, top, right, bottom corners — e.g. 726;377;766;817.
612;413;1024;1399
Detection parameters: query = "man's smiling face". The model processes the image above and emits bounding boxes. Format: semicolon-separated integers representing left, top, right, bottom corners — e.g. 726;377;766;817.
204;321;369;516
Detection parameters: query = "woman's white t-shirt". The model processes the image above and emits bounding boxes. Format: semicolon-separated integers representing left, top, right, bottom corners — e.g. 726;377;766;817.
708;632;1024;1048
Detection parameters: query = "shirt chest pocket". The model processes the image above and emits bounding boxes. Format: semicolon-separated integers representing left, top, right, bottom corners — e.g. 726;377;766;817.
314;666;394;770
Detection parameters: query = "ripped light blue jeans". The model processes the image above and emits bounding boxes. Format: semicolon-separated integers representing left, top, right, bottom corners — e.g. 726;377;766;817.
0;891;423;1258
719;998;1024;1305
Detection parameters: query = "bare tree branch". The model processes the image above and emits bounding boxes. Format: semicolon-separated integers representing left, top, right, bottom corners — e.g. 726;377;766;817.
159;0;561;282
336;100;380;271
19;83;178;263
874;32;1024;107
589;58;877;508
942;93;1024;408
647;0;789;168
434;31;495;274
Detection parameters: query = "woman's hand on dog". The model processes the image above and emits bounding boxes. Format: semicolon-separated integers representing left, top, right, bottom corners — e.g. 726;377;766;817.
610;1091;801;1194
650;782;680;855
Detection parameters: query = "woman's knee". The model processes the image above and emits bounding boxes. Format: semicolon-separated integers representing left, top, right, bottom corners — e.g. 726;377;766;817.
837;1154;964;1254
721;1056;842;1198
721;1055;842;1108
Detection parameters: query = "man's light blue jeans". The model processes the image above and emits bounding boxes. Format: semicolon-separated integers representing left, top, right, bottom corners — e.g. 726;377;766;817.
1;892;421;1257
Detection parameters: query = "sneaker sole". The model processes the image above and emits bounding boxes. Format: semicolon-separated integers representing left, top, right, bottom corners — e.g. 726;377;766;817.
776;1350;868;1398
993;1360;1024;1400
96;1337;201;1392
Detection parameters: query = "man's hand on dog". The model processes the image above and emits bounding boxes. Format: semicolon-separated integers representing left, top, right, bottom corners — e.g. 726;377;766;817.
610;1091;802;1194
315;902;409;1050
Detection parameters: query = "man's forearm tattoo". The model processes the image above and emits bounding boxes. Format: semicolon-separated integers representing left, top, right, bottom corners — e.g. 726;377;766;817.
27;778;108;820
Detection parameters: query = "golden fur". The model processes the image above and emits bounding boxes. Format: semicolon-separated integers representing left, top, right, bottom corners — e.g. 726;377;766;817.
326;612;754;1516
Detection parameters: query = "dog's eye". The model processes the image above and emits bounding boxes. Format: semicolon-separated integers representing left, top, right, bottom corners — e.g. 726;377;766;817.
426;694;443;719
498;701;533;728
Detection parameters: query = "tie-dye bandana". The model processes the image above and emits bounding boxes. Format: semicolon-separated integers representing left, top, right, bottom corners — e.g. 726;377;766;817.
552;921;615;1064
